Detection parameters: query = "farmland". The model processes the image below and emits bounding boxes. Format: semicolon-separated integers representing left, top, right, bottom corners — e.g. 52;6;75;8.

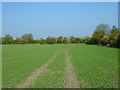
2;44;118;88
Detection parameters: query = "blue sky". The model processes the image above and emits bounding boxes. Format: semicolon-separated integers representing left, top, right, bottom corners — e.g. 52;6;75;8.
2;2;118;39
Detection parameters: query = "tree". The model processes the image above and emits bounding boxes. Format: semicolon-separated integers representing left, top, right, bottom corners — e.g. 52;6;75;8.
15;37;21;44
21;34;29;44
109;26;119;47
70;36;76;43
57;36;64;44
100;35;109;46
85;36;91;44
40;38;47;44
21;33;33;44
46;36;51;44
33;39;40;44
63;37;70;44
112;29;120;48
0;37;2;44
3;34;13;44
116;31;120;48
75;37;80;43
52;37;57;44
91;24;110;44
46;36;56;44
28;34;34;44
79;38;84;43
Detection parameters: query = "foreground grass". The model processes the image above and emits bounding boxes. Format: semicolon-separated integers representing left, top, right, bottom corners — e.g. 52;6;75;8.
2;44;62;87
2;44;118;88
68;44;118;88
0;45;2;89
30;50;65;88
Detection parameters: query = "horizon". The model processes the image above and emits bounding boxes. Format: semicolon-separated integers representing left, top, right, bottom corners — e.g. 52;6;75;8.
2;2;118;39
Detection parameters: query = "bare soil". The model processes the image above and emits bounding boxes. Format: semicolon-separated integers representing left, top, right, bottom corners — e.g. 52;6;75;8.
64;50;79;88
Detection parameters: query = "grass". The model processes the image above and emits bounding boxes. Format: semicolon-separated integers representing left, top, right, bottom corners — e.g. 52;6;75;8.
68;44;118;88
2;44;62;87
0;45;2;89
2;44;118;88
30;49;65;88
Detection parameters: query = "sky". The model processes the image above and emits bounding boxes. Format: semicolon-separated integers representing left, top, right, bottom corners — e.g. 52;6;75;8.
2;2;118;39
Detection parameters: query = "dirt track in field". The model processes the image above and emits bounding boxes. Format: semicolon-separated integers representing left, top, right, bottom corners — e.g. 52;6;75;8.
16;51;59;88
64;50;79;88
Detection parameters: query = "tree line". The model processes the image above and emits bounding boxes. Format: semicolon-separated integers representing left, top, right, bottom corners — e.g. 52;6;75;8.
0;34;84;44
85;24;120;48
0;24;120;48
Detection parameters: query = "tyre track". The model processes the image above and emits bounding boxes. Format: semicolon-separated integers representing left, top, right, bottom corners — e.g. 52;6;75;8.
64;50;79;88
16;51;60;88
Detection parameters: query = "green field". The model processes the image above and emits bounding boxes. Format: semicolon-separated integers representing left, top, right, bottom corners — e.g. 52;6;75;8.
2;44;118;88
